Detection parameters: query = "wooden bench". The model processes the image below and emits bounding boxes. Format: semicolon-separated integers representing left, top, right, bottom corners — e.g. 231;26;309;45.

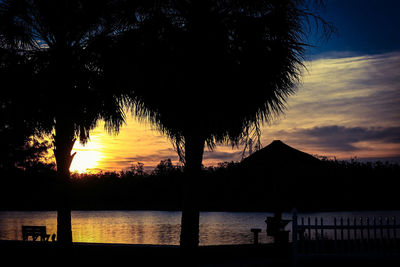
22;226;50;242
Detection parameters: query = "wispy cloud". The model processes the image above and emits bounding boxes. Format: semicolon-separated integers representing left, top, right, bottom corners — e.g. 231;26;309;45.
276;53;400;126
203;150;242;162
276;126;400;152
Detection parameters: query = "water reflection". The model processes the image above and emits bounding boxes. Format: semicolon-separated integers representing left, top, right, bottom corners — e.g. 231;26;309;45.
71;211;182;244
200;212;272;245
0;210;270;245
2;210;397;245
0;211;57;241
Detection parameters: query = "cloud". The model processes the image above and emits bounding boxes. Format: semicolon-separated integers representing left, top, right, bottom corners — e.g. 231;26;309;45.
203;150;242;161
125;148;177;162
282;126;400;152
259;51;400;159
271;52;400;129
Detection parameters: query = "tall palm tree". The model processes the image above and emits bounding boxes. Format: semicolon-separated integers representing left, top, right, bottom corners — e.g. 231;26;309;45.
113;0;332;249
0;0;126;244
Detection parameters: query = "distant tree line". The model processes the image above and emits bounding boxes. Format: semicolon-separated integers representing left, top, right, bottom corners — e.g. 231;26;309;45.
1;158;399;212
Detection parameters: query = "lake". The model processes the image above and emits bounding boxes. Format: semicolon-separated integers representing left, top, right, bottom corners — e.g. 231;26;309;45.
1;210;399;245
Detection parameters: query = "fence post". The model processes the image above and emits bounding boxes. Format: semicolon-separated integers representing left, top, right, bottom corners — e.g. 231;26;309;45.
360;217;364;252
292;208;298;267
393;217;397;248
366;217;371;252
334;217;338;253
340;217;344;253
354;217;358;252
315;218;319;253
347;218;351;253
380;217;384;253
386;217;391;247
308;217;311;254
321;218;324;252
373;216;377;253
301;217;305;254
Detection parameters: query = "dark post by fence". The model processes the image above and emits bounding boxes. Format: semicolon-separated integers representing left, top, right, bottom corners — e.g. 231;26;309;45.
251;228;261;245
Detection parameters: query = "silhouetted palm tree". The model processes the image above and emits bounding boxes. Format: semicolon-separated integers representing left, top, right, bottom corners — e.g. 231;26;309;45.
112;0;332;249
0;0;126;244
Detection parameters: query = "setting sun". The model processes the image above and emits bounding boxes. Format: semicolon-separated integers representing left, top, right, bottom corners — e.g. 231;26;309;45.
70;150;103;173
70;137;104;173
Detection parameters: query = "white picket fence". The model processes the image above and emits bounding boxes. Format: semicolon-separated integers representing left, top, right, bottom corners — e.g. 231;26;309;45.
291;209;400;266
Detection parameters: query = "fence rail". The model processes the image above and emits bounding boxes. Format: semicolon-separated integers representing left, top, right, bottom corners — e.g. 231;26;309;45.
291;209;400;266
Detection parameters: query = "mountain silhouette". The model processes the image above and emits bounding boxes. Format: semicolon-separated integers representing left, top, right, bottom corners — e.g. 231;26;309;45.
241;140;321;169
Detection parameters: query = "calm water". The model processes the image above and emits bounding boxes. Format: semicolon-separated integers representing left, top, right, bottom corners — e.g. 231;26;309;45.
0;211;273;245
1;210;399;245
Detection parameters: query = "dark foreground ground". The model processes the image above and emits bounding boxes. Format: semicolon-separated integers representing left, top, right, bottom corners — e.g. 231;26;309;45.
1;240;400;266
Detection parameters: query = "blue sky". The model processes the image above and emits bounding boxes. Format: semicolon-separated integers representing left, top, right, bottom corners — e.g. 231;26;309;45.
309;0;400;56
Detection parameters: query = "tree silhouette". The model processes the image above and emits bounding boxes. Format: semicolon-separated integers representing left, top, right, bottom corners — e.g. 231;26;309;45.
113;0;332;248
0;0;126;244
0;37;49;170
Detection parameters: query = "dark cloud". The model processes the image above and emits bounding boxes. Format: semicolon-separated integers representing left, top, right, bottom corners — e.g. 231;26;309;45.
203;150;242;161
126;150;242;164
115;149;242;171
356;156;400;164
284;126;400;152
125;148;178;163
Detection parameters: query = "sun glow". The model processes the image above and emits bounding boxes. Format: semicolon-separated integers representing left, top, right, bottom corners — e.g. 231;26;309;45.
70;137;104;173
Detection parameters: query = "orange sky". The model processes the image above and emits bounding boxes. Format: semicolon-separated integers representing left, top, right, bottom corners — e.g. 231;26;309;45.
68;52;400;173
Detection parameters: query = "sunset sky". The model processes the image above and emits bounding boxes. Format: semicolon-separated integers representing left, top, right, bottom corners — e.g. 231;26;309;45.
70;0;400;173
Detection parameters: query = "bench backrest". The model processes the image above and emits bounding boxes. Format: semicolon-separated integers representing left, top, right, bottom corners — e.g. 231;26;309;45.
22;225;46;234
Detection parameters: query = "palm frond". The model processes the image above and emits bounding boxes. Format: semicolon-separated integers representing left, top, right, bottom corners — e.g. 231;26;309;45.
1;0;129;146
116;0;332;160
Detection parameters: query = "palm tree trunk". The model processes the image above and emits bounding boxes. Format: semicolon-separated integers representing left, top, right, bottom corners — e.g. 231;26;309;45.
54;116;76;245
180;134;205;249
